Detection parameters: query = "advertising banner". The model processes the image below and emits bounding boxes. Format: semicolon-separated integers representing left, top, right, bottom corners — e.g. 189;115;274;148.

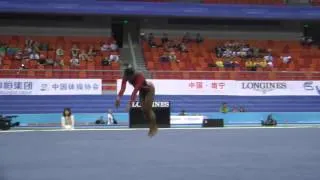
117;79;320;96
117;79;235;95
0;79;102;95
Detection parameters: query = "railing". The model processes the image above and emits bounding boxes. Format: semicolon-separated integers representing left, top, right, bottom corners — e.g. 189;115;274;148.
149;70;320;80
1;69;320;80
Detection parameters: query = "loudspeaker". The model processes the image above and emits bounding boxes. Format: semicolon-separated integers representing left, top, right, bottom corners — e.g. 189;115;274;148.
0;120;11;130
129;101;171;128
202;119;224;127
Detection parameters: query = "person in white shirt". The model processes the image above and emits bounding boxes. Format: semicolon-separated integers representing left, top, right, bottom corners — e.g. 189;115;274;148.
61;108;75;130
264;54;273;62
281;56;292;64
29;51;40;60
109;54;120;63
110;42;118;51
101;43;110;51
107;109;114;125
70;57;80;66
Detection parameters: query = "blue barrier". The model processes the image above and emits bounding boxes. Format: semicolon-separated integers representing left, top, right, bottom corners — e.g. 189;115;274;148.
0;1;319;20
12;112;320;126
1;95;320;114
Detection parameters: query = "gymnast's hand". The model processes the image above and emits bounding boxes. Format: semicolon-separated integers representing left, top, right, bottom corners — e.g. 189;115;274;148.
115;98;120;108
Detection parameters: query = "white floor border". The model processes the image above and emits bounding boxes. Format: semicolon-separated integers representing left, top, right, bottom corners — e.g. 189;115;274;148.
1;125;320;133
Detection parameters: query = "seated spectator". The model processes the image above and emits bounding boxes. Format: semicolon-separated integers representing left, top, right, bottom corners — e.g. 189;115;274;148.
167;40;176;49
110;41;118;51
261;114;277;126
45;57;55;66
222;48;233;58
179;43;188;52
38;54;47;65
168;49;179;62
0;43;6;55
300;36;313;47
281;56;292;64
61;108;75;130
257;59;267;68
220;103;229;113
6;47;17;57
109;54;120;63
175;40;183;49
70;56;80;67
182;32;191;43
56;46;64;58
0;52;3;66
24;46;32;55
95;116;105;125
25;37;33;48
29;50;40;60
232;106;238;112
107;109;117;125
159;52;170;62
161;33;169;44
223;58;234;68
239;106;246;112
245;60;254;70
195;33;203;43
101;42;110;52
232;59;240;67
215;59;224;68
179;110;187;116
215;46;223;58
54;57;64;67
264;53;273;64
71;44;80;57
14;49;23;60
253;47;260;58
148;33;154;42
39;42;49;51
79;50;89;61
101;56;110;66
32;41;40;53
267;61;274;68
239;45;250;58
88;45;96;57
148;38;157;48
140;32;146;41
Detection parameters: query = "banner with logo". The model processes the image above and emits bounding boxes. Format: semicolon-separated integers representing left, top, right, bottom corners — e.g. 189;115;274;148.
303;81;320;96
117;79;235;95
0;79;102;95
117;79;320;96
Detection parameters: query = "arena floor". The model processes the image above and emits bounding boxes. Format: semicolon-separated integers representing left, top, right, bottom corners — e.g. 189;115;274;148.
1;127;320;180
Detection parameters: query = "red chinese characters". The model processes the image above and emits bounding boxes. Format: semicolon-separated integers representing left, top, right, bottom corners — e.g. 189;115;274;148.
211;82;225;89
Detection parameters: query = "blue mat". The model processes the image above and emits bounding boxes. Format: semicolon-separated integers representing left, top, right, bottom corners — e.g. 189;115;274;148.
1;128;320;180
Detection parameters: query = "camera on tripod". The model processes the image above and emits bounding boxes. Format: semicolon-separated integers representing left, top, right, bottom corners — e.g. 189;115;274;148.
0;115;20;130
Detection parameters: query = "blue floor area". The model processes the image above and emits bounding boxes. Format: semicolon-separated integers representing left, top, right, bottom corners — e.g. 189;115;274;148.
1;128;320;180
10;112;320;126
2;95;320;113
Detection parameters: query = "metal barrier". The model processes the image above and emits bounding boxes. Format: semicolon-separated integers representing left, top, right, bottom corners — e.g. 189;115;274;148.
1;69;320;80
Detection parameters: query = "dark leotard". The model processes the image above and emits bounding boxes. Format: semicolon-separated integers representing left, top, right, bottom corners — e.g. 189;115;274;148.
118;72;150;103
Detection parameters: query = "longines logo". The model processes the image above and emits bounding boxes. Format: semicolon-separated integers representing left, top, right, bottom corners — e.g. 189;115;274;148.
241;82;287;94
131;101;170;108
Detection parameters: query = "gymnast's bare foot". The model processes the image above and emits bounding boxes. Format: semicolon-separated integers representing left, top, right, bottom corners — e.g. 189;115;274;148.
148;125;158;137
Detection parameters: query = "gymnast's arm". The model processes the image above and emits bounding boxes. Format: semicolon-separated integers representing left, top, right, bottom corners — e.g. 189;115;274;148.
117;77;127;100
